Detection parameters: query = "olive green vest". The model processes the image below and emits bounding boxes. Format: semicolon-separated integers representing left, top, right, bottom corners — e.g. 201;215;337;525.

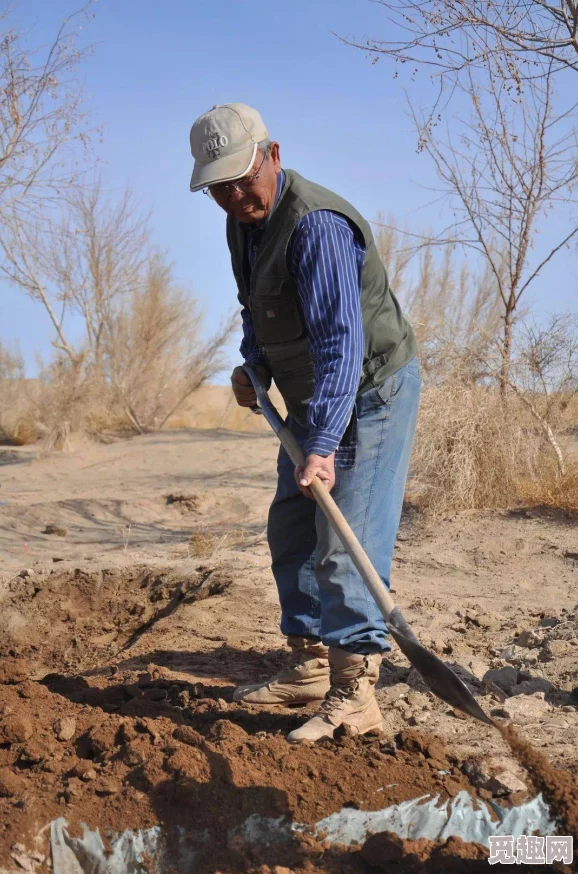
227;169;417;420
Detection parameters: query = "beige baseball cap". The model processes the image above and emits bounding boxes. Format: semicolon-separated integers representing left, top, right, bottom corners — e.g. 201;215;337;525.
189;103;269;192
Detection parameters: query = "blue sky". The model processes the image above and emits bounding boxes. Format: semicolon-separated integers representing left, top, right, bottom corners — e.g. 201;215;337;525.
2;0;577;376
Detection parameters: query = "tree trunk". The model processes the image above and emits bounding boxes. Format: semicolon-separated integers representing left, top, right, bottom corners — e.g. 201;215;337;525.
500;307;514;400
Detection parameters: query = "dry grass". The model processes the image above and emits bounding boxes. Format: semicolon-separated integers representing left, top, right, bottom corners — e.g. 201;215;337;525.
187;526;267;560
410;380;577;515
517;461;578;513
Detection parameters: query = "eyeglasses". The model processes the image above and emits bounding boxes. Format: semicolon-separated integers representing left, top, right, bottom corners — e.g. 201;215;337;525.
203;151;267;199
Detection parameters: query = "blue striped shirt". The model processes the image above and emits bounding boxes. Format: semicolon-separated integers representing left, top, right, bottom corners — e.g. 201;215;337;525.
240;171;365;468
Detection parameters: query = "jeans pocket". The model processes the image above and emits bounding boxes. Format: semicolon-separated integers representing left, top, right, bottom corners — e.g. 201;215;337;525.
375;371;397;405
357;375;396;418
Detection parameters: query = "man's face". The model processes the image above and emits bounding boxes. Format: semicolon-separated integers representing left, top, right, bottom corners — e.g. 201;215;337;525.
209;142;281;223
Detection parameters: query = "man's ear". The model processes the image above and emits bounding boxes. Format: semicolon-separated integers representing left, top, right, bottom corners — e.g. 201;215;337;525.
270;141;281;170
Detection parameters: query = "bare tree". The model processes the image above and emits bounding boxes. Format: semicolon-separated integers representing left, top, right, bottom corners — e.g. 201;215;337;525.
2;178;237;440
348;1;578;85
0;5;93;224
506;313;578;474
0;179;147;372
104;254;237;432
374;220;502;382
411;65;578;394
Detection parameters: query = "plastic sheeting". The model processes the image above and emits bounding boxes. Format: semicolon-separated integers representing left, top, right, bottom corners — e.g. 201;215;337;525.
49;792;556;873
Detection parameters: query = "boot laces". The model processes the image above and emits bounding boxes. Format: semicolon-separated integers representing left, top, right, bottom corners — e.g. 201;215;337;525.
318;655;370;714
318;679;360;714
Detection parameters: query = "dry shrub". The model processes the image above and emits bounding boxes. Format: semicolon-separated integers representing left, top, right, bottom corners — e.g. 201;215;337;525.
187;529;216;558
0;344;42;445
517;461;578;513
411;382;542;514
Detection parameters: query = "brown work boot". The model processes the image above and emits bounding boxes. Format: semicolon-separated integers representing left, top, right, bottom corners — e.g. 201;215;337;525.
286;649;383;742
233;636;330;705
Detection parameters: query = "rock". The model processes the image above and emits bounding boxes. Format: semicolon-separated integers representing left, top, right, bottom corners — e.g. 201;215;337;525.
538;616;560;629
173;725;204;747
463;656;491;680
0;714;33;744
501;692;551;722
10;845;38;873
462;758;491;787
53;716;76;741
499;645;525;662
483;666;518;693
0;767;25;797
0;658;29;685
19;738;57;765
515;629;544;648
510;678;554;697
380;682;410;705
96;778;120;796
43;524;68;536
18;568;35;579
72;760;98;778
542;639;573;659
406;668;430;692
471;613;502;631
80;769;97;782
485;769;527;796
407;713;429;726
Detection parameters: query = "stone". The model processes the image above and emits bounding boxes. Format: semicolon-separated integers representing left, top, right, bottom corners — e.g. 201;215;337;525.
0;714;33;744
80;769;97;782
0;767;25;797
510;678;554;697
462;759;491;787
515;629;543;649
471;613;501;631
380;682;410;706
499;645;525;662
96;778;120;796
53;717;76;741
43;524;68;536
542;639;573;659
18;738;57;765
18;568;35;579
406;668;430;692
463;656;491;680
484;770;527;796
0;658;29;685
483;666;518;694
538;617;560;629
173;725;204;747
501;692;551;722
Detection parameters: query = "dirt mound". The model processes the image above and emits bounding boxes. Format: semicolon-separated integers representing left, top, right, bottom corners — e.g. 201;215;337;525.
0;565;232;675
0;645;490;871
500;723;578;840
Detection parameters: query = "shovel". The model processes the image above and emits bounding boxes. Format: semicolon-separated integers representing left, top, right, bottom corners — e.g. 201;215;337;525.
244;365;494;727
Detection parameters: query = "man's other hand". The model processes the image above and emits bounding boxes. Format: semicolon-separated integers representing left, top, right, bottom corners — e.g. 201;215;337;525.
231;366;257;408
295;453;336;500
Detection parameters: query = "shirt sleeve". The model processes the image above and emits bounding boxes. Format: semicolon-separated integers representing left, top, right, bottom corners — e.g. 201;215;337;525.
290;210;365;458
239;306;265;366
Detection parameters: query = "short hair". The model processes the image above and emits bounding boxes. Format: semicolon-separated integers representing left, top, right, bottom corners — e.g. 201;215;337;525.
258;138;272;158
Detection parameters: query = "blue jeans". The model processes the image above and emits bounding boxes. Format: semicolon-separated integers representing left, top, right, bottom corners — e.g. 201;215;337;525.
267;356;421;654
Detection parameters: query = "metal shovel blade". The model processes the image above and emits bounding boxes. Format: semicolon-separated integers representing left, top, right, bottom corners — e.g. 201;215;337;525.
388;609;495;726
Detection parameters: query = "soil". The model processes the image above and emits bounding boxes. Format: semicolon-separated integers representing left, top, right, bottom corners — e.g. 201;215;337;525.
499;722;578;841
1;423;577;872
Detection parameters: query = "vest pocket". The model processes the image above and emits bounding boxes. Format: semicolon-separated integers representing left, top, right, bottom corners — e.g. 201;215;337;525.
252;295;305;343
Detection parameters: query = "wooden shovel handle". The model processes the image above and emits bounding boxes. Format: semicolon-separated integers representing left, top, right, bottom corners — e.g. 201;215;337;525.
277;425;397;623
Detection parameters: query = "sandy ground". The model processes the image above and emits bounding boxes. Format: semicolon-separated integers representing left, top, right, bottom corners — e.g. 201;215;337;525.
0;420;577;871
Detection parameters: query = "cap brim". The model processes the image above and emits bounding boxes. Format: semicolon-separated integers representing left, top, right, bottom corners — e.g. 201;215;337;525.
190;143;257;193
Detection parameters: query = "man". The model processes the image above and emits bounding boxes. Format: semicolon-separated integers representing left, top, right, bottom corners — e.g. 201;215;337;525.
189;103;420;743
